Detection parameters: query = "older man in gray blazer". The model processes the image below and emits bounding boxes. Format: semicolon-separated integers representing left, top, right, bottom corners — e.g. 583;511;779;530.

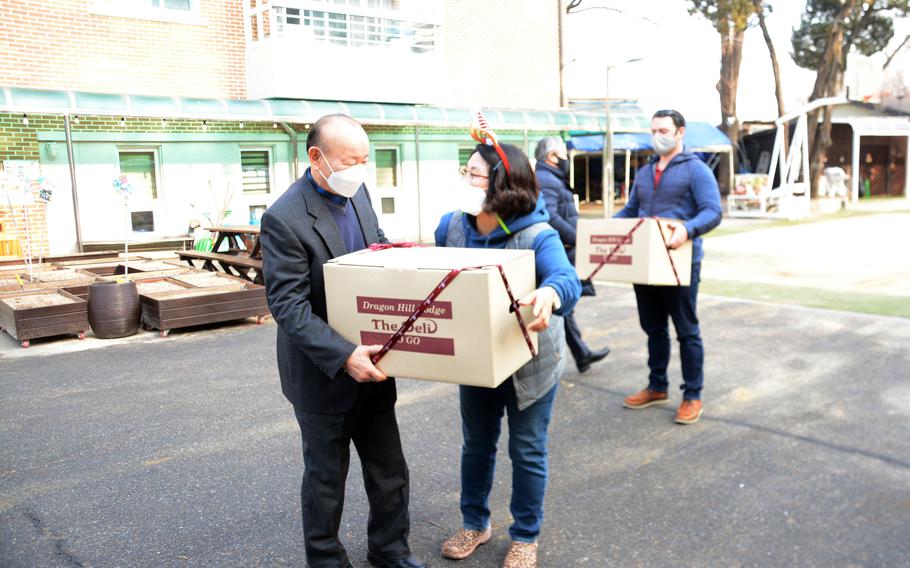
260;114;425;568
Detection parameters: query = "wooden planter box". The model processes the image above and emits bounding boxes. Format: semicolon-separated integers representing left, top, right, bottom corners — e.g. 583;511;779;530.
0;271;34;292
0;289;89;347
60;285;90;301
0;268;98;293
168;271;255;288
128;259;188;273
98;267;193;283
0;250;123;268
79;264;129;277
140;281;268;337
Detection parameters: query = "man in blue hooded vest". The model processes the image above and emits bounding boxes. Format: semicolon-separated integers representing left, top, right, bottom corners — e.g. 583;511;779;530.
614;109;722;425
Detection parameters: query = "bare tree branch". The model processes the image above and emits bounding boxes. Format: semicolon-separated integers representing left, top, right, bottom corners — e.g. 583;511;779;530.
564;1;659;24
884;33;910;69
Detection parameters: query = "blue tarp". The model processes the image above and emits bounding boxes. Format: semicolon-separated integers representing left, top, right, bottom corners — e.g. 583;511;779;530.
567;121;732;153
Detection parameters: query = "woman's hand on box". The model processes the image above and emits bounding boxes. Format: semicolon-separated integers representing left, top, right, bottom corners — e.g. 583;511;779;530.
345;345;388;382
519;286;559;332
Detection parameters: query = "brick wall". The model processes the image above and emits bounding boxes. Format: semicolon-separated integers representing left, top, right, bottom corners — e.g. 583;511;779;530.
440;0;561;109
0;194;49;259
0;0;246;99
0;112;288;257
0;113;59;257
0;0;561;109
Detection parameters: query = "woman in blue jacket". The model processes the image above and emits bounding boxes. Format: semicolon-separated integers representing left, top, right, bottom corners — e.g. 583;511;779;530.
435;141;581;568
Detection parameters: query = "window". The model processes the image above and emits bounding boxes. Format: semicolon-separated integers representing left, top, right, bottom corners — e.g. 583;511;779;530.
374;148;398;188
148;0;191;9
249;205;268;225
241;150;271;195
458;147;474;168
118;150;158;200
270;1;435;50
130;211;155;232
89;0;203;24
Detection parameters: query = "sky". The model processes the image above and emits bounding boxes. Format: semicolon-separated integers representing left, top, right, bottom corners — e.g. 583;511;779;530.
563;0;910;124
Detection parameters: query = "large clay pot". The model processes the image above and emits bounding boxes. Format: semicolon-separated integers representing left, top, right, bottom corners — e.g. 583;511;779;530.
88;281;140;339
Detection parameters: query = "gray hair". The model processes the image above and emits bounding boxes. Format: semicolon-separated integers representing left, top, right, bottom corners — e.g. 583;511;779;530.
534;136;566;161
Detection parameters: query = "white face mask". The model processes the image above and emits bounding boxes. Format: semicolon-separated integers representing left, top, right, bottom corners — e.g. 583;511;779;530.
315;148;367;198
457;180;487;216
652;133;679;156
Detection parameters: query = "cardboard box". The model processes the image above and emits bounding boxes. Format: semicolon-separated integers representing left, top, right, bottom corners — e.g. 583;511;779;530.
576;218;692;286
325;246;537;387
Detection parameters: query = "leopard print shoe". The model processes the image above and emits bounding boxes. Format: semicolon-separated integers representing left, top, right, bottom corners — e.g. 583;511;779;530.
503;541;538;568
441;526;492;560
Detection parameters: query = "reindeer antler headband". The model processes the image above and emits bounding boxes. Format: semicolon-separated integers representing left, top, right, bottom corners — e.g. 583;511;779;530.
470;111;511;174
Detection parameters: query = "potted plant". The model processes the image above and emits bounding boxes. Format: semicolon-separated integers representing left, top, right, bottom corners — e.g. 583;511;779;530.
87;176;139;338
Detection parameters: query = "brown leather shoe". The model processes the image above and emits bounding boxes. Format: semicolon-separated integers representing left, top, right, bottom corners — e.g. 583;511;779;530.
622;388;669;409
441;527;492;560
503;541;538;568
675;399;703;424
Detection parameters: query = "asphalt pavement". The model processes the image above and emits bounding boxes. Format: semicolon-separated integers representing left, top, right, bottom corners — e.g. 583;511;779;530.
1;285;908;567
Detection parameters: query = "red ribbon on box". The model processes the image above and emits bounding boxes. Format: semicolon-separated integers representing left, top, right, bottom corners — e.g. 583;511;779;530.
367;242;425;251
366;258;537;365
585;217;682;286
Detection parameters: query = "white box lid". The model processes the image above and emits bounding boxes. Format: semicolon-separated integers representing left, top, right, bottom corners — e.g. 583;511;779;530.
327;246;533;270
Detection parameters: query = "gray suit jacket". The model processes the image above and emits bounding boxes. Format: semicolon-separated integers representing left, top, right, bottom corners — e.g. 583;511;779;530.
260;173;394;413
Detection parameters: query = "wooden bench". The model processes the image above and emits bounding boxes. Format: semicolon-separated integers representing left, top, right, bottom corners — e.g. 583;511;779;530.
176;251;263;284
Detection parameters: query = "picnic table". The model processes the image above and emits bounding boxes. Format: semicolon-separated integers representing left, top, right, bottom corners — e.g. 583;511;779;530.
209;225;261;259
177;225;263;284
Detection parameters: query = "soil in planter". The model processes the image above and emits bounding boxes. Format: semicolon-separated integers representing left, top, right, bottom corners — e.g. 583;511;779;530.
144;287;248;300
172;272;246;288
135;281;187;295
33;269;89;282
2;293;77;309
0;277;27;287
129;261;182;272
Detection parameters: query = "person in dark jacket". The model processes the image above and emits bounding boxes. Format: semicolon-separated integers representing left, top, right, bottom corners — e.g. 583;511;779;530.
260;114;425;568
614;109;722;425
534;136;610;373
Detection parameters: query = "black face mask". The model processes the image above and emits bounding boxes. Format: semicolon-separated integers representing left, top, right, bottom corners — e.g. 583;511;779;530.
556;157;569;176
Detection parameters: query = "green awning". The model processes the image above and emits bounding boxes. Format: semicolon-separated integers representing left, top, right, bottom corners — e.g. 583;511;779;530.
0;86;649;133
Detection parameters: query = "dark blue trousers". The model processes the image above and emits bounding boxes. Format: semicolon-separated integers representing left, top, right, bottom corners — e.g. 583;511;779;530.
632;262;704;400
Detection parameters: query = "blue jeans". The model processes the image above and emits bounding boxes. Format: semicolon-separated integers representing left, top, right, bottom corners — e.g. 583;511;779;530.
458;380;558;543
632;262;704;400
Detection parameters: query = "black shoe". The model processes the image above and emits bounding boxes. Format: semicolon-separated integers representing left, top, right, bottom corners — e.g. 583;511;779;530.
367;552;427;568
581;279;597;297
576;347;610;373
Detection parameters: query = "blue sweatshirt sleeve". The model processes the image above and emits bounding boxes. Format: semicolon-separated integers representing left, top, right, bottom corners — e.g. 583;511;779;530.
683;161;723;238
435;212;454;247
532;229;581;316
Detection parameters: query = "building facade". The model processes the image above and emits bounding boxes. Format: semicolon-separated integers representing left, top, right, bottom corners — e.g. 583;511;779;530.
1;0;585;255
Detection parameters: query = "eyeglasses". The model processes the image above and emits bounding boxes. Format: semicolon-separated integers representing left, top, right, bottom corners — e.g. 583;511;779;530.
459;166;489;183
